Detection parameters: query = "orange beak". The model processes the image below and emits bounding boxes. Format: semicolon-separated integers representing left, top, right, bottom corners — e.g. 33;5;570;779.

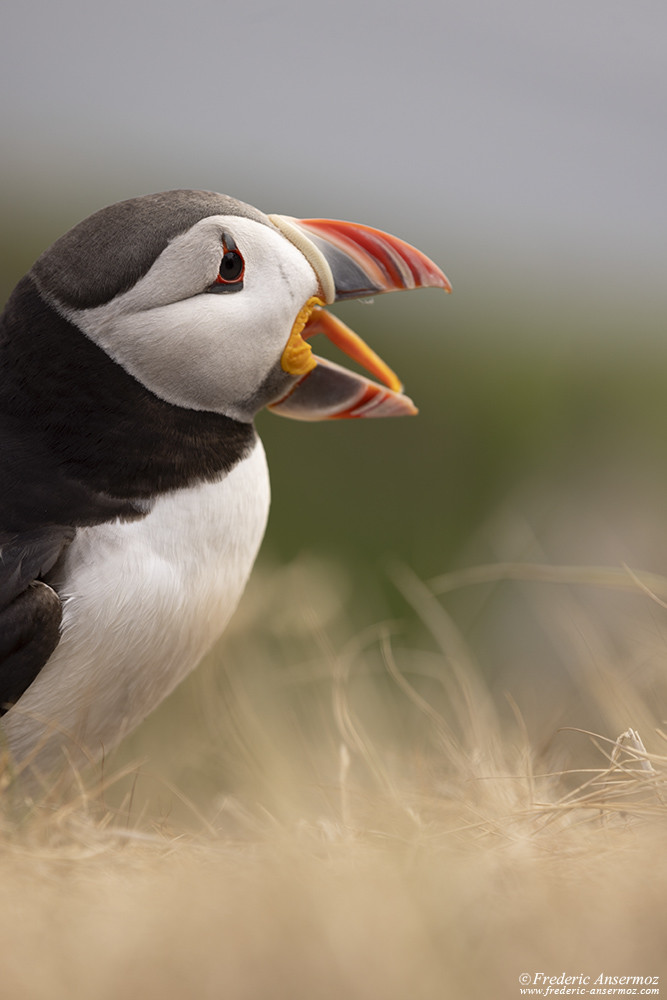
265;215;450;421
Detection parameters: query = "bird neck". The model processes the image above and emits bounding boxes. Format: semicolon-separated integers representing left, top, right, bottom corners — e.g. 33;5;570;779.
0;277;257;531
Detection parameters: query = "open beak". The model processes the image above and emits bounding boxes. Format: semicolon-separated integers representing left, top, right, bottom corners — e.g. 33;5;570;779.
265;215;451;420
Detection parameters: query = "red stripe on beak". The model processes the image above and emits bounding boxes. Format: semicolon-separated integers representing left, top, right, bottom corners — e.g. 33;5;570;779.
294;218;452;295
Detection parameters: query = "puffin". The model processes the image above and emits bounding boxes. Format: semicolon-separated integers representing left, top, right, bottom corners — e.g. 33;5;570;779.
0;189;450;782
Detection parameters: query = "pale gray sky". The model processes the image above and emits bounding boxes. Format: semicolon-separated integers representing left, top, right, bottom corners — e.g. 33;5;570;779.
2;0;666;320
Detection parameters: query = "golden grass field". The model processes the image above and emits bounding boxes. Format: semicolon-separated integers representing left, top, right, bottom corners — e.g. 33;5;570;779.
2;554;667;1000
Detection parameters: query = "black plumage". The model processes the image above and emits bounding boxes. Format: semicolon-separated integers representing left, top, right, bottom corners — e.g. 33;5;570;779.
0;211;259;712
33;189;269;310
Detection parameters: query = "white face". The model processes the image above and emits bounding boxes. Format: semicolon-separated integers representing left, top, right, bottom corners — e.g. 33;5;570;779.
58;216;321;421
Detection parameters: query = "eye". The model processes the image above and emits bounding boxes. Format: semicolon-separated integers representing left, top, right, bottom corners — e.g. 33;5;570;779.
217;249;245;284
207;237;245;294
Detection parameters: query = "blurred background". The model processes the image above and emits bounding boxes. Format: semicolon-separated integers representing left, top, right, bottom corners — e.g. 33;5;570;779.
2;0;667;803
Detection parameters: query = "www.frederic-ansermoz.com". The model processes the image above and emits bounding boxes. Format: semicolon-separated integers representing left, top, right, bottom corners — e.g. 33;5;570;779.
518;972;660;996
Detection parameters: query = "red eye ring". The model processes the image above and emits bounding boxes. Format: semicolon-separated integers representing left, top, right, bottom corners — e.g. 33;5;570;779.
216;247;245;284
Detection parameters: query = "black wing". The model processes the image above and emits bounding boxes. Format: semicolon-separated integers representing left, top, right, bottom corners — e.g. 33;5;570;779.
0;527;73;714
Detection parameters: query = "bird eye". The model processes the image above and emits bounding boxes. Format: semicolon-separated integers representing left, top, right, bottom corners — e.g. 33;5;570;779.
217;249;244;284
207;239;245;294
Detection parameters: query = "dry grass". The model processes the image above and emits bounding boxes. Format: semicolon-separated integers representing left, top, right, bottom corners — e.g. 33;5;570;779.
2;556;667;999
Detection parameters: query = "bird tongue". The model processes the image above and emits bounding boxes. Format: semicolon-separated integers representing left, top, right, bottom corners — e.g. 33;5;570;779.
303;306;403;392
268;298;416;420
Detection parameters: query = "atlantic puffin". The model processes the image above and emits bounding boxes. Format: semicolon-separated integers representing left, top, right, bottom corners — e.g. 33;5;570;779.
0;189;450;781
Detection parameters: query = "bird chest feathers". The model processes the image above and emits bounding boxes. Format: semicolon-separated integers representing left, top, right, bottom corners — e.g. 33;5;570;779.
2;442;270;771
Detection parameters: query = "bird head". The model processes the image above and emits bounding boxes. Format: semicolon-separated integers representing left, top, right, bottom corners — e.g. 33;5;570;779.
31;190;450;424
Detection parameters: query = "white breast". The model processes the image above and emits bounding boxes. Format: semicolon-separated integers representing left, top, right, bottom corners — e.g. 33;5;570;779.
3;439;270;776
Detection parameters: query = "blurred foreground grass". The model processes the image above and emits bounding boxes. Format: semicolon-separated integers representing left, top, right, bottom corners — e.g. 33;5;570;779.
3;556;667;998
